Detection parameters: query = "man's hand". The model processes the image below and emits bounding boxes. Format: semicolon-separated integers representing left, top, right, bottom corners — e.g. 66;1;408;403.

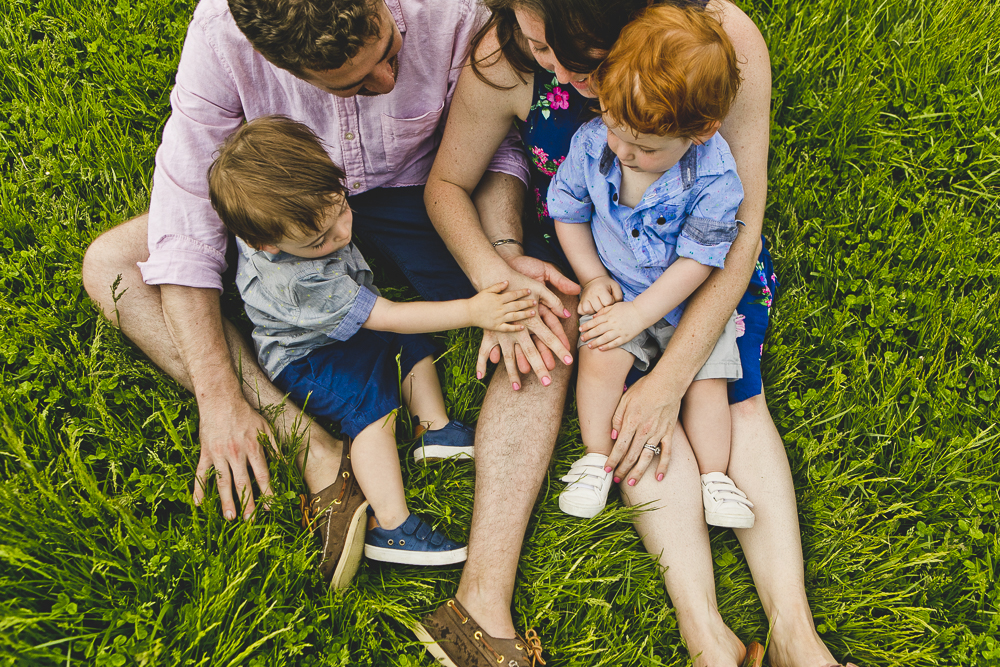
579;301;647;351
579;275;623;315
605;372;683;485
192;393;276;521
466;281;535;332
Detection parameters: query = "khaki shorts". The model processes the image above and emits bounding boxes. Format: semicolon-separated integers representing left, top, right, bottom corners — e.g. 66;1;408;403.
579;310;742;381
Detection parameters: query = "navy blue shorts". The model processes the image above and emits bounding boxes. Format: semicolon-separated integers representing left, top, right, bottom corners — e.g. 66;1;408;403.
272;329;436;438
348;186;564;302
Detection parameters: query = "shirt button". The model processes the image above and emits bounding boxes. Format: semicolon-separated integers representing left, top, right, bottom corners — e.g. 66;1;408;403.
612;193;618;202
657;216;666;225
353;182;362;189
345;132;355;140
631;229;640;238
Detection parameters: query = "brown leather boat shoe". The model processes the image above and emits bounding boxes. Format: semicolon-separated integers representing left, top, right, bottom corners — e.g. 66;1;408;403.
299;438;368;589
411;598;545;667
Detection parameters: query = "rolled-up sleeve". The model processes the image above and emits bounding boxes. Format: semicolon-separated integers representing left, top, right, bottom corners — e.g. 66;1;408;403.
138;15;244;291
291;271;377;342
546;127;594;223
676;169;743;268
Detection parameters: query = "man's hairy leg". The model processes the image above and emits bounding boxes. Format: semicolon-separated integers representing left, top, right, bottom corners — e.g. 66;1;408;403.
728;393;835;667
455;307;577;639
81;214;343;501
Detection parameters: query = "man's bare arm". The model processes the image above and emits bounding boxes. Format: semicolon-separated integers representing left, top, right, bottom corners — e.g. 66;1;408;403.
160;284;275;521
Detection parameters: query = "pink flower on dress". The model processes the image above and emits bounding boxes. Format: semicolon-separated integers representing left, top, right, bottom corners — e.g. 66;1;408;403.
734;313;746;338
547;87;569;110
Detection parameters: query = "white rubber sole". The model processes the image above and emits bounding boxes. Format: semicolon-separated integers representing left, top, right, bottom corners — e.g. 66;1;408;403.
413;445;474;463
364;543;468;565
558;493;606;519
409;622;457;667
329;500;370;590
704;509;755;529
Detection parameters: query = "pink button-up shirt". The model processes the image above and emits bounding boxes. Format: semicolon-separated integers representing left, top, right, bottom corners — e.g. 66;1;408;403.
139;0;528;291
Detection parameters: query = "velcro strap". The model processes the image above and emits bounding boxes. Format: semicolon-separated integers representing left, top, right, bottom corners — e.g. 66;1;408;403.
415;521;433;541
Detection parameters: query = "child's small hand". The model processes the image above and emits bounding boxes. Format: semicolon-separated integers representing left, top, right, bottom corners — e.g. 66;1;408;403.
580;301;645;350
468;281;536;332
579;275;623;315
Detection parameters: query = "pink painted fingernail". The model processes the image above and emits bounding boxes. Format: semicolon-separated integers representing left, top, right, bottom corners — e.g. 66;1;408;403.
604;466;613;473
563;309;571;317
611;429;618;439
657;473;664;482
613;477;620;484
563;355;573;364
225;511;235;521
476;371;483;379
627;478;636;487
541;376;551;386
512;383;520;391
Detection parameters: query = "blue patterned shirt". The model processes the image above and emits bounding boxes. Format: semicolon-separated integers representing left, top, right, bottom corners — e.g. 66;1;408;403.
547;117;742;326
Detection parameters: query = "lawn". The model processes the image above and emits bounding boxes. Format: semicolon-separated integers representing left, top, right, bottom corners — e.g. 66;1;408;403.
1;0;998;665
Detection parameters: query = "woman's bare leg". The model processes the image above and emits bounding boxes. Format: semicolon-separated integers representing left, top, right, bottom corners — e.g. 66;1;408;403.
624;426;746;667
729;393;836;667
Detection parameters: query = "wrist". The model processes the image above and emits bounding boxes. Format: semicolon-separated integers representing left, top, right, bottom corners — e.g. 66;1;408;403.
469;254;515;291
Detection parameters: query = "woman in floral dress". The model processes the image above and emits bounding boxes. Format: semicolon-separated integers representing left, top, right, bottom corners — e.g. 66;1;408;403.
423;1;852;666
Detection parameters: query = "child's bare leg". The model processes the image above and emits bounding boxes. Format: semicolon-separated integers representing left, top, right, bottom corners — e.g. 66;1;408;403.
402;356;449;431
577;345;636;457
351;414;409;530
681;378;732;474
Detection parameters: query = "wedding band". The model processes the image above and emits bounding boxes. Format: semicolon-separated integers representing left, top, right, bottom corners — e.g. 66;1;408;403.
643;444;661;455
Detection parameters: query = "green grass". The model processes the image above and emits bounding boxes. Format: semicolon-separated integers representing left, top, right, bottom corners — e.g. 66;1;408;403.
2;0;999;664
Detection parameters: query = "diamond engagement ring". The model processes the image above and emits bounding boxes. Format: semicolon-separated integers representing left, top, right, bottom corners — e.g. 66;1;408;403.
642;444;661;455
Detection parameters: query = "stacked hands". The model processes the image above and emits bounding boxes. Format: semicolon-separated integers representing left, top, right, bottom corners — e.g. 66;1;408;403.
477;255;676;488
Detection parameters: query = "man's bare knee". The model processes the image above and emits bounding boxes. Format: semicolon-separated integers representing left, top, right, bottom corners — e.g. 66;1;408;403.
82;214;150;318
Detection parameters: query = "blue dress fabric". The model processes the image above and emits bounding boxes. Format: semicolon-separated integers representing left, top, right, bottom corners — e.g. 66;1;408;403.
518;68;778;403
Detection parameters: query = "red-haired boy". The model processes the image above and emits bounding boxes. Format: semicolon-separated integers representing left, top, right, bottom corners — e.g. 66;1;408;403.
548;4;754;528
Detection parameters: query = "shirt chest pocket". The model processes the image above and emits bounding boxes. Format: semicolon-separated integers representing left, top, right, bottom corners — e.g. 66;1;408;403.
380;103;445;173
638;205;682;268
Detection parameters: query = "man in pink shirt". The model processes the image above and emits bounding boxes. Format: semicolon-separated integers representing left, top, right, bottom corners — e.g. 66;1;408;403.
82;0;578;662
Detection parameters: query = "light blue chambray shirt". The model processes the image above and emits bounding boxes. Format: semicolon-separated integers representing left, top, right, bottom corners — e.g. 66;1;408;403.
235;238;380;378
547;117;743;327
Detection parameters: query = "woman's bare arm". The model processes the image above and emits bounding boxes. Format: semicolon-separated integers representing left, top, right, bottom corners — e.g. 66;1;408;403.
607;2;772;484
425;31;576;386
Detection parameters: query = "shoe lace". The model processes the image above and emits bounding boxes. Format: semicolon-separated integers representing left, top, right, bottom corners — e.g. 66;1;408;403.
518;629;546;666
704;478;754;508
300;471;352;529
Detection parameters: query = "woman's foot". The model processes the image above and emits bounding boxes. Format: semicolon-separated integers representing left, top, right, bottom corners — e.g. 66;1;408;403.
766;613;838;667
680;613;747;667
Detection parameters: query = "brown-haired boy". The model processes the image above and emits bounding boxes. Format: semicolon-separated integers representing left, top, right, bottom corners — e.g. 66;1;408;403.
548;5;755;528
209;116;536;580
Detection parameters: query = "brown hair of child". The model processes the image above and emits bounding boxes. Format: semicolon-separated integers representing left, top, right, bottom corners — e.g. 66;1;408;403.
590;4;741;139
208;115;347;249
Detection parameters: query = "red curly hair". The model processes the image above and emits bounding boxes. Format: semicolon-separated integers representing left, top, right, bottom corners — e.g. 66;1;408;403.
590;4;741;139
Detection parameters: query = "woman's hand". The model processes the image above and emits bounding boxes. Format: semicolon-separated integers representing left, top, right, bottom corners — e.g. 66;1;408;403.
579;301;646;351
579;275;622;315
475;255;579;388
605;371;684;485
467;281;536;332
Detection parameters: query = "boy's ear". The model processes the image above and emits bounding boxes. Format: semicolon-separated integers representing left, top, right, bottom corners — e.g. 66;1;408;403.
693;121;722;145
257;242;281;254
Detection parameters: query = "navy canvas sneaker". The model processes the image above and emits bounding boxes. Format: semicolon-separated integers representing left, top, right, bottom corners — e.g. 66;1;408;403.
412;419;475;463
364;509;468;566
